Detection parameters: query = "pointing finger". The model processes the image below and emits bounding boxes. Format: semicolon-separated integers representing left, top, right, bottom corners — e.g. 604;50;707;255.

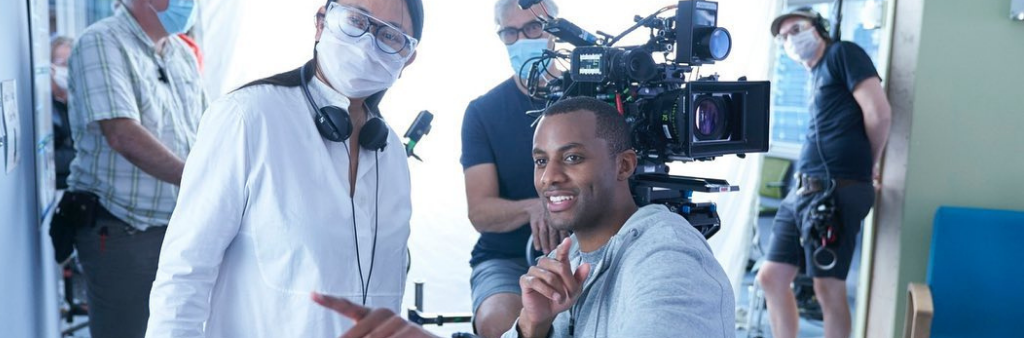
312;292;369;321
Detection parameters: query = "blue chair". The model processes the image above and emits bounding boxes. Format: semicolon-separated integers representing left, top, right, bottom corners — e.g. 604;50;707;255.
904;206;1024;338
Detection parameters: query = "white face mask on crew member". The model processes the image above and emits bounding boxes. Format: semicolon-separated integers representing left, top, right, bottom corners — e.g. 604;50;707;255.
316;28;406;99
785;28;822;63
53;64;69;90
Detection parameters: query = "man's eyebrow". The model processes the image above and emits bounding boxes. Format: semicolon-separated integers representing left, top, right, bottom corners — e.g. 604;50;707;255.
557;143;584;153
534;143;584;155
500;20;538;31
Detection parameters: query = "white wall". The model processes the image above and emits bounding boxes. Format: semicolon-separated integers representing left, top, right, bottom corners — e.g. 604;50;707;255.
0;1;55;337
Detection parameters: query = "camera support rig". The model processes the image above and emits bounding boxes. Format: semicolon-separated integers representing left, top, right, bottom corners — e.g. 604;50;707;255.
631;160;738;239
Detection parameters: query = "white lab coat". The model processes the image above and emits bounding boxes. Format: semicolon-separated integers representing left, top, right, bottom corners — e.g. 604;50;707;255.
146;76;412;338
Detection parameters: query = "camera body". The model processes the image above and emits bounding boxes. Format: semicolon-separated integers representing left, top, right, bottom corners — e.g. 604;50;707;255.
545;0;770;162
520;0;772;237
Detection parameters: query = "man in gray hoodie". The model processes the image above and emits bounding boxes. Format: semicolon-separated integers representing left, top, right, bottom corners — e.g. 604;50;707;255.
504;97;735;338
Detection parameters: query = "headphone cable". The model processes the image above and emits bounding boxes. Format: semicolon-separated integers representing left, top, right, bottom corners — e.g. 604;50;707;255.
345;144;382;306
343;142;369;305
364;151;381;305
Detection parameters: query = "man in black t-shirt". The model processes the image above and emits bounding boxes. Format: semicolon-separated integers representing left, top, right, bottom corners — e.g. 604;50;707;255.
460;1;566;337
757;7;892;338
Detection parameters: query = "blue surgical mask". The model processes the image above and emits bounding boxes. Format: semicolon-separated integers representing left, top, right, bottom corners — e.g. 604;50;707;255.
152;0;197;35
506;38;549;79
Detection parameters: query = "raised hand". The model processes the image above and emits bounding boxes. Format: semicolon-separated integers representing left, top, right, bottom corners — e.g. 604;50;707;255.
517;238;591;337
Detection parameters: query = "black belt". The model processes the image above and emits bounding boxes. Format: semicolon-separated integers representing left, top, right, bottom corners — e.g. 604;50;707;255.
796;174;861;196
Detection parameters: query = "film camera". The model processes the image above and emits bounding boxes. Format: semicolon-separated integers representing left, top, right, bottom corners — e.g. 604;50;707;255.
519;0;771;238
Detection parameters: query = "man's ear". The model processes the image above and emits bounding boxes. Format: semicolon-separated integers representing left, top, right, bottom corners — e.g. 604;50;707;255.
617;149;637;181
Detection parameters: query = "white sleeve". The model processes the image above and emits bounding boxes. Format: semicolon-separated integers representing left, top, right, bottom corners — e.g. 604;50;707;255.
145;97;250;338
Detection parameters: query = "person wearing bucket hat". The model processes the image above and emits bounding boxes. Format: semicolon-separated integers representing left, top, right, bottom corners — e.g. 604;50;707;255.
757;6;892;338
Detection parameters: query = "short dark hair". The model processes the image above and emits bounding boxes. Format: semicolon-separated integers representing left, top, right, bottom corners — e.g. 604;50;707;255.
542;97;632;154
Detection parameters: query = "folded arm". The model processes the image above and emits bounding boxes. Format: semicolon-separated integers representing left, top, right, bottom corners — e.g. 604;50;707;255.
100;118;186;185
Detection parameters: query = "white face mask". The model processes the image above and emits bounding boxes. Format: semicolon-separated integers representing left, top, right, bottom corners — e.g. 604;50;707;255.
52;65;69;90
315;28;405;99
784;28;821;63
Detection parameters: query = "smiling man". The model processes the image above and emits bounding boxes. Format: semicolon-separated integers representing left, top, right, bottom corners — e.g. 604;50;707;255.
501;97;735;338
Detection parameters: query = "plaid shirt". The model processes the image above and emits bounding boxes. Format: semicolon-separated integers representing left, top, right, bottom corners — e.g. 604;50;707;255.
67;9;206;231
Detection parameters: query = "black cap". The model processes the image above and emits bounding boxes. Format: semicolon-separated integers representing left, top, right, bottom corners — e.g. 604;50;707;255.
770;7;821;37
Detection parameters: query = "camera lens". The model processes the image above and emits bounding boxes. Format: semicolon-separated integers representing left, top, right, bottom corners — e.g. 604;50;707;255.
608;48;657;82
693;96;729;141
696;100;719;135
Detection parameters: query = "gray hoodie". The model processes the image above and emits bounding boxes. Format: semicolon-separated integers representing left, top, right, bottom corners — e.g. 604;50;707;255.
502;204;735;338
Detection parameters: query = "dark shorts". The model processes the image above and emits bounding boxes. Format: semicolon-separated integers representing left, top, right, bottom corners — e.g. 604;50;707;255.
765;180;874;279
470;257;529;315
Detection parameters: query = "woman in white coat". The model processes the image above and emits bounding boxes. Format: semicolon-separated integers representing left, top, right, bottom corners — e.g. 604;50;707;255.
145;0;423;336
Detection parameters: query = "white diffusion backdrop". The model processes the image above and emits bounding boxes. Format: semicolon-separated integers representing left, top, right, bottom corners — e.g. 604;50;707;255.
199;0;776;332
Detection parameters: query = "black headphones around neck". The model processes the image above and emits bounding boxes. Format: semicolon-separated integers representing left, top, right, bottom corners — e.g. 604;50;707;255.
300;62;389;151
